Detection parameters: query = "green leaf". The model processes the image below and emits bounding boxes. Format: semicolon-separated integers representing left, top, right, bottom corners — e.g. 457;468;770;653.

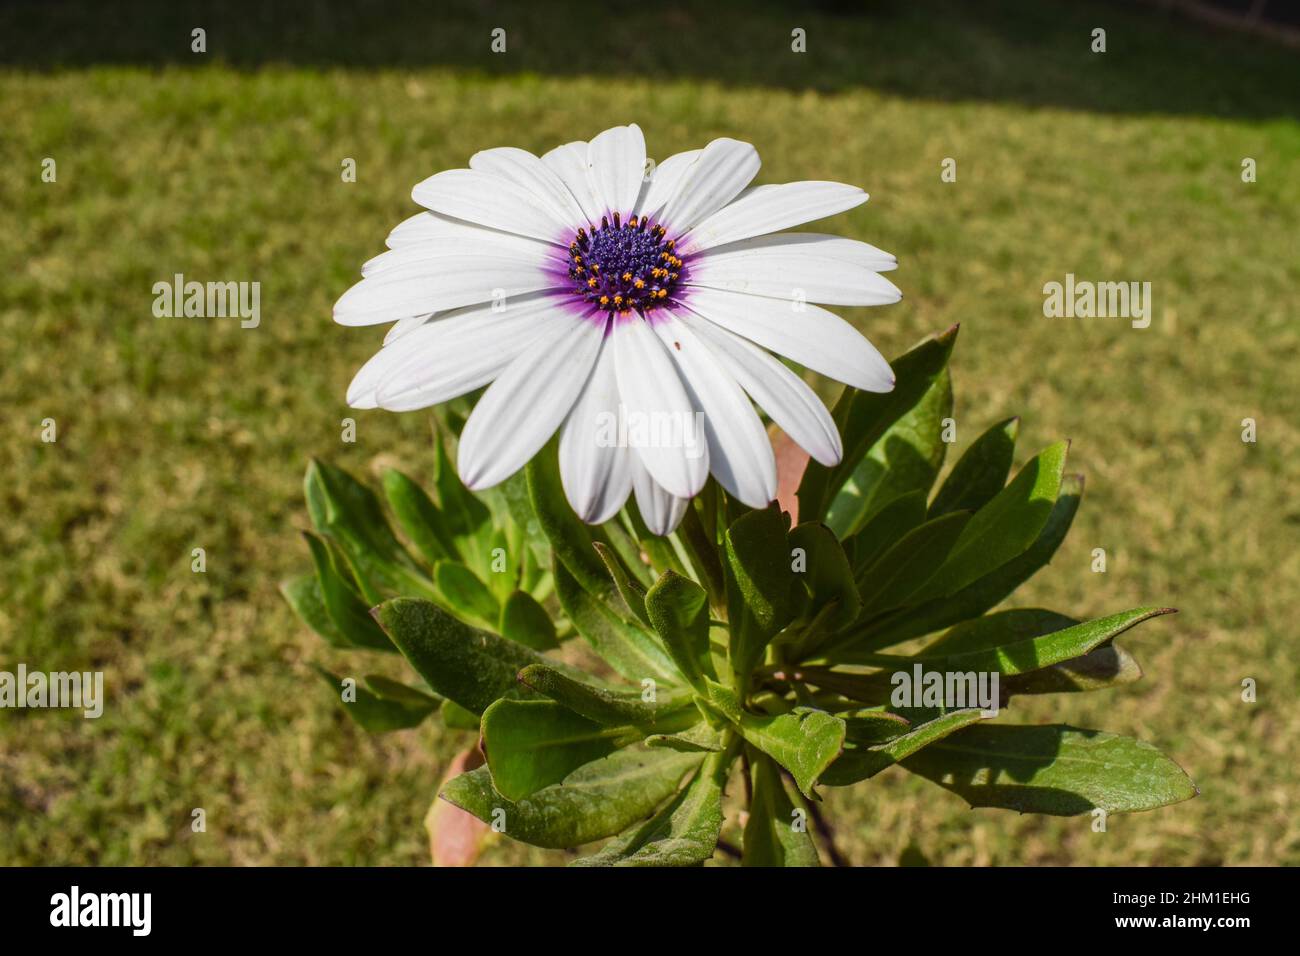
280;574;347;648
498;589;560;651
826;367;952;538
846;489;928;574
758;664;883;702
929;416;1019;517
306;458;393;547
526;443;619;604
839;708;912;745
723;504;796;690
440;748;703;849
893;603;1148;697
921;607;1079;656
481;699;634;801
304;459;429;602
788;522;861;632
593;541;652;627
789;603;1155;705
433;560;500;629
625;501;690;579
554;556;681;684
798;325;958;523
856;511;971;614
302;533;394;652
900;724;1198;815
517;664;694;729
363;674;441;707
431;435;494;569
698;682;845;798
1004;643;1144;696
382;467;456;565
895;607;1176;677
645;722;727;753
312;665;437;732
493;469;551;569
908;441;1069;603
644;570;716;691
743;755;820;867
572;747;733;867
482;525;517;605
835;474;1084;658
821;708;986;786
440;698;481;730
678;500;727;610
373;597;543;714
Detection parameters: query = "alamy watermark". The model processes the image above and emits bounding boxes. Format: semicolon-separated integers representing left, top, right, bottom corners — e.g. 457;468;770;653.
890;664;1000;717
1043;273;1151;329
0;664;104;718
50;886;150;936
152;273;260;328
595;404;706;459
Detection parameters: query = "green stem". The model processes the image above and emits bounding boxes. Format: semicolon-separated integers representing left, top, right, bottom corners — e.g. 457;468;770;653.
680;500;726;614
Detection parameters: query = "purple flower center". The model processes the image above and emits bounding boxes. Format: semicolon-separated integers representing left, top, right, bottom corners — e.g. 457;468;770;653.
566;212;684;316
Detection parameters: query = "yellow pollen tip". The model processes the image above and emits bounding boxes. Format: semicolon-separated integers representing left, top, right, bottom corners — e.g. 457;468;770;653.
587;277;597;288
634;278;645;289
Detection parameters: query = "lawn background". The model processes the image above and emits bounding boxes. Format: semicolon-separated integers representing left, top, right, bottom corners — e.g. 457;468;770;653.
1;0;1297;865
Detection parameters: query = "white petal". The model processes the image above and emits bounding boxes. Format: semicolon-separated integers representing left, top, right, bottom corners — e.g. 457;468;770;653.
385;210;546;250
470;146;588;229
363;233;550;277
693;232;897;271
681;182;869;253
631;458;689;536
682;314;842;467
541;141;604;227
411;168;570;244
636;149;701;221
457;317;605;490
385;211;449;248
559;339;634;524
653;310;776;508
685;234;901;307
382;313;434;345
358;293;570;410
587;124;646;217
681;287;894;392
333;249;554;326
612;314;709;500
658;138;760;235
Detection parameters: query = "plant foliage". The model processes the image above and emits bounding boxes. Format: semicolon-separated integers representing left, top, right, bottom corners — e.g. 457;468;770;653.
283;329;1195;865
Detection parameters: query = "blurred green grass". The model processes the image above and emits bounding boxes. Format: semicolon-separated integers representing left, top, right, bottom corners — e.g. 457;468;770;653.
1;0;1297;865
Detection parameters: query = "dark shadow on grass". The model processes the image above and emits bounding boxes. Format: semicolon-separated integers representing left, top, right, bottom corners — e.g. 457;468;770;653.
2;0;1297;120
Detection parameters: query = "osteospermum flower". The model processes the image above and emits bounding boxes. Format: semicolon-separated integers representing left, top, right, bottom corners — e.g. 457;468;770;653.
338;124;899;534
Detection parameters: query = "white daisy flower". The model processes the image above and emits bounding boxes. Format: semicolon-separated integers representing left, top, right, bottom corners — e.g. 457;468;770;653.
337;124;899;534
